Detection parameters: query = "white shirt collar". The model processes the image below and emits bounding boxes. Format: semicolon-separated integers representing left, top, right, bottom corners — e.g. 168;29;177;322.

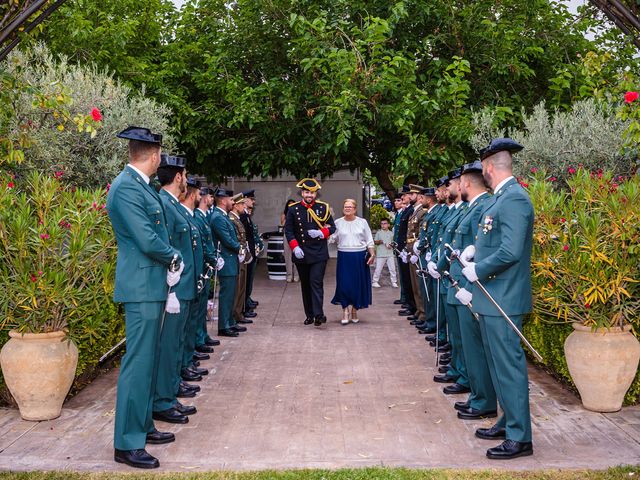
127;164;150;184
216;206;228;216
197;207;208;215
163;188;180;203
427;203;438;213
455;200;463;208
468;191;488;207
448;203;455;210
230;210;240;219
493;176;514;194
182;205;194;216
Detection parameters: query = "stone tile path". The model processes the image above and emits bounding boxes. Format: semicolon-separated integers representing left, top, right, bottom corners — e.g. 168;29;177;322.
1;262;639;472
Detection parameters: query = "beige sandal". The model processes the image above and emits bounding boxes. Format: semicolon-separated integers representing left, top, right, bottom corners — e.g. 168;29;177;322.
350;307;359;324
341;308;349;325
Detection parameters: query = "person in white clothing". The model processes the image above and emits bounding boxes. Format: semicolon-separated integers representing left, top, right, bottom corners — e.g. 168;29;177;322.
372;218;398;288
329;199;375;324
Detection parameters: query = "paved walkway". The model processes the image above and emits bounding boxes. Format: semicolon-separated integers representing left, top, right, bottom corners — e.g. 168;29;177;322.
1;261;639;472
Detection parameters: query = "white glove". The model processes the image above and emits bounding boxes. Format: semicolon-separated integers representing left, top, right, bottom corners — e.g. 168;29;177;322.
427;261;441;279
455;288;472;306
425;251;432;262
462;262;478;282
293;246;305;259
307;229;324;239
399;251;408;263
216;257;225;271
461;245;476;263
166;261;185;287
410;254;419;264
412;242;420;255
165;291;180;313
239;253;246;263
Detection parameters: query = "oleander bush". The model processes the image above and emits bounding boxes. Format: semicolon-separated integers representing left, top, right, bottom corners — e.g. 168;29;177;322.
0;171;124;405
524;168;640;404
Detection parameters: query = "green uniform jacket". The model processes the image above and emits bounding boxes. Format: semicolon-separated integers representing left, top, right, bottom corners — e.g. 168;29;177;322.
106;166;178;303
194;208;217;267
159;190;197;301
442;193;491;305
434;203;467;294
209;207;240;277
183;206;205;290
472;178;534;316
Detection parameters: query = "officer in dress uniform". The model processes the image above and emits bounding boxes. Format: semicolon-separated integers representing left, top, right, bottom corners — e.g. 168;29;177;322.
406;184;427;325
284;178;336;326
460;138;534;459
229;193;254;327
107;127;180;469
209;187;243;337
430;167;469;394
396;185;418;317
240;189;260;315
194;187;222;352
391;192;406;306
446;160;497;420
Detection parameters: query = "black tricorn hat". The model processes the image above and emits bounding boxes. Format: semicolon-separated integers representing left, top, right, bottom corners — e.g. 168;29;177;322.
186;176;201;189
479;137;524;161
214;186;233;197
435;176;449;188
242;189;256;198
117;126;162;145
461;160;483;175
448;168;462;181
296;178;321;192
159;154;187;169
421;187;436;196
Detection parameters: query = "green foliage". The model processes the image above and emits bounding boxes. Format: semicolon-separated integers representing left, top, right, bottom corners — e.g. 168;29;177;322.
471;99;638;182
523;169;640;404
369;204;391;232
0;171;124;405
1;44;174;188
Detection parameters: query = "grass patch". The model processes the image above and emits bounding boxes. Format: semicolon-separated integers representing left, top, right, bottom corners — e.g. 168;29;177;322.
0;467;639;480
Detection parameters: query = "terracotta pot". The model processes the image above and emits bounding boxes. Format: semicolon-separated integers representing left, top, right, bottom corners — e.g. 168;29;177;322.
0;330;78;421
564;323;640;413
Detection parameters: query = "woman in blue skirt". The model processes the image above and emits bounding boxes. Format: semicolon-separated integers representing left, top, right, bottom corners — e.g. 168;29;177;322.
330;199;375;325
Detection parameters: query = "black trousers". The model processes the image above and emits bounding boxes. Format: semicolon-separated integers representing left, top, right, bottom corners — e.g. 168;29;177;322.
244;257;257;310
295;261;327;318
398;260;416;311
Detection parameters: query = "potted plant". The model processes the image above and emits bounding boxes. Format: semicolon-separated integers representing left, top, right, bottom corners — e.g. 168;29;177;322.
529;167;640;412
0;171;114;420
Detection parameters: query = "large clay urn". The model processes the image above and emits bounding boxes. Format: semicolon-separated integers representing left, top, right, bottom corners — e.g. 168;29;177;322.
0;330;78;421
564;323;640;412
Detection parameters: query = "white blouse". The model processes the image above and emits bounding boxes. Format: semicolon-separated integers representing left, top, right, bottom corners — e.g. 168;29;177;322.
330;216;375;252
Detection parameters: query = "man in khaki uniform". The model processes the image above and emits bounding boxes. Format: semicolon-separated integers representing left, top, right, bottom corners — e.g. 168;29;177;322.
229;193;252;327
406;184;427;325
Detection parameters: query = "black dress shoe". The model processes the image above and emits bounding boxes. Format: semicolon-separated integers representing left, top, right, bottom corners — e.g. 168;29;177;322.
181;381;200;392
439;356;451;366
423;327;437;334
401;303;411;309
476;425;507;440
205;336;221;346
192;360;200;367
440;353;451;361
177;386;197;398
443;383;472;394
193;352;210;361
244;311;257;318
314;314;327;326
486;440;533;459
425;334;436;341
218;329;239;337
237;318;253;324
196;344;214;353
146;429;175;445
437;343;451;353
180;368;202;382
114;449;159;469
189;365;209;376
454;400;470;411
398;310;413;316
248;300;258;307
409;320;423;326
231;325;247;332
433;373;457;383
174;402;197;415
457;406;497;419
438;365;449;374
415;322;429;330
152;407;189;424
304;317;314;325
393;299;404;305
407;315;419;321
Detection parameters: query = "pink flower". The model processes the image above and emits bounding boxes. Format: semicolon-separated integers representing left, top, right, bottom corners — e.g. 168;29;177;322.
549;176;557;182
91;107;102;122
106;183;111;192
563;245;569;251
530;167;538;173
624;91;639;104
519;181;529;188
38;271;43;276
30;275;37;283
92;201;97;209
560;217;566;223
40;233;50;240
7;181;14;188
567;167;576;175
585;303;591;309
54;171;64;179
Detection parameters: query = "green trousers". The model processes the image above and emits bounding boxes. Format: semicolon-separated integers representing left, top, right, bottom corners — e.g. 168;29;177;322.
436;290;448;343
218;275;237;331
153;300;190;412
195;282;210;347
114;301;163;451
479;314;532;442
456;305;496;412
181;298;200;370
444;300;469;387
